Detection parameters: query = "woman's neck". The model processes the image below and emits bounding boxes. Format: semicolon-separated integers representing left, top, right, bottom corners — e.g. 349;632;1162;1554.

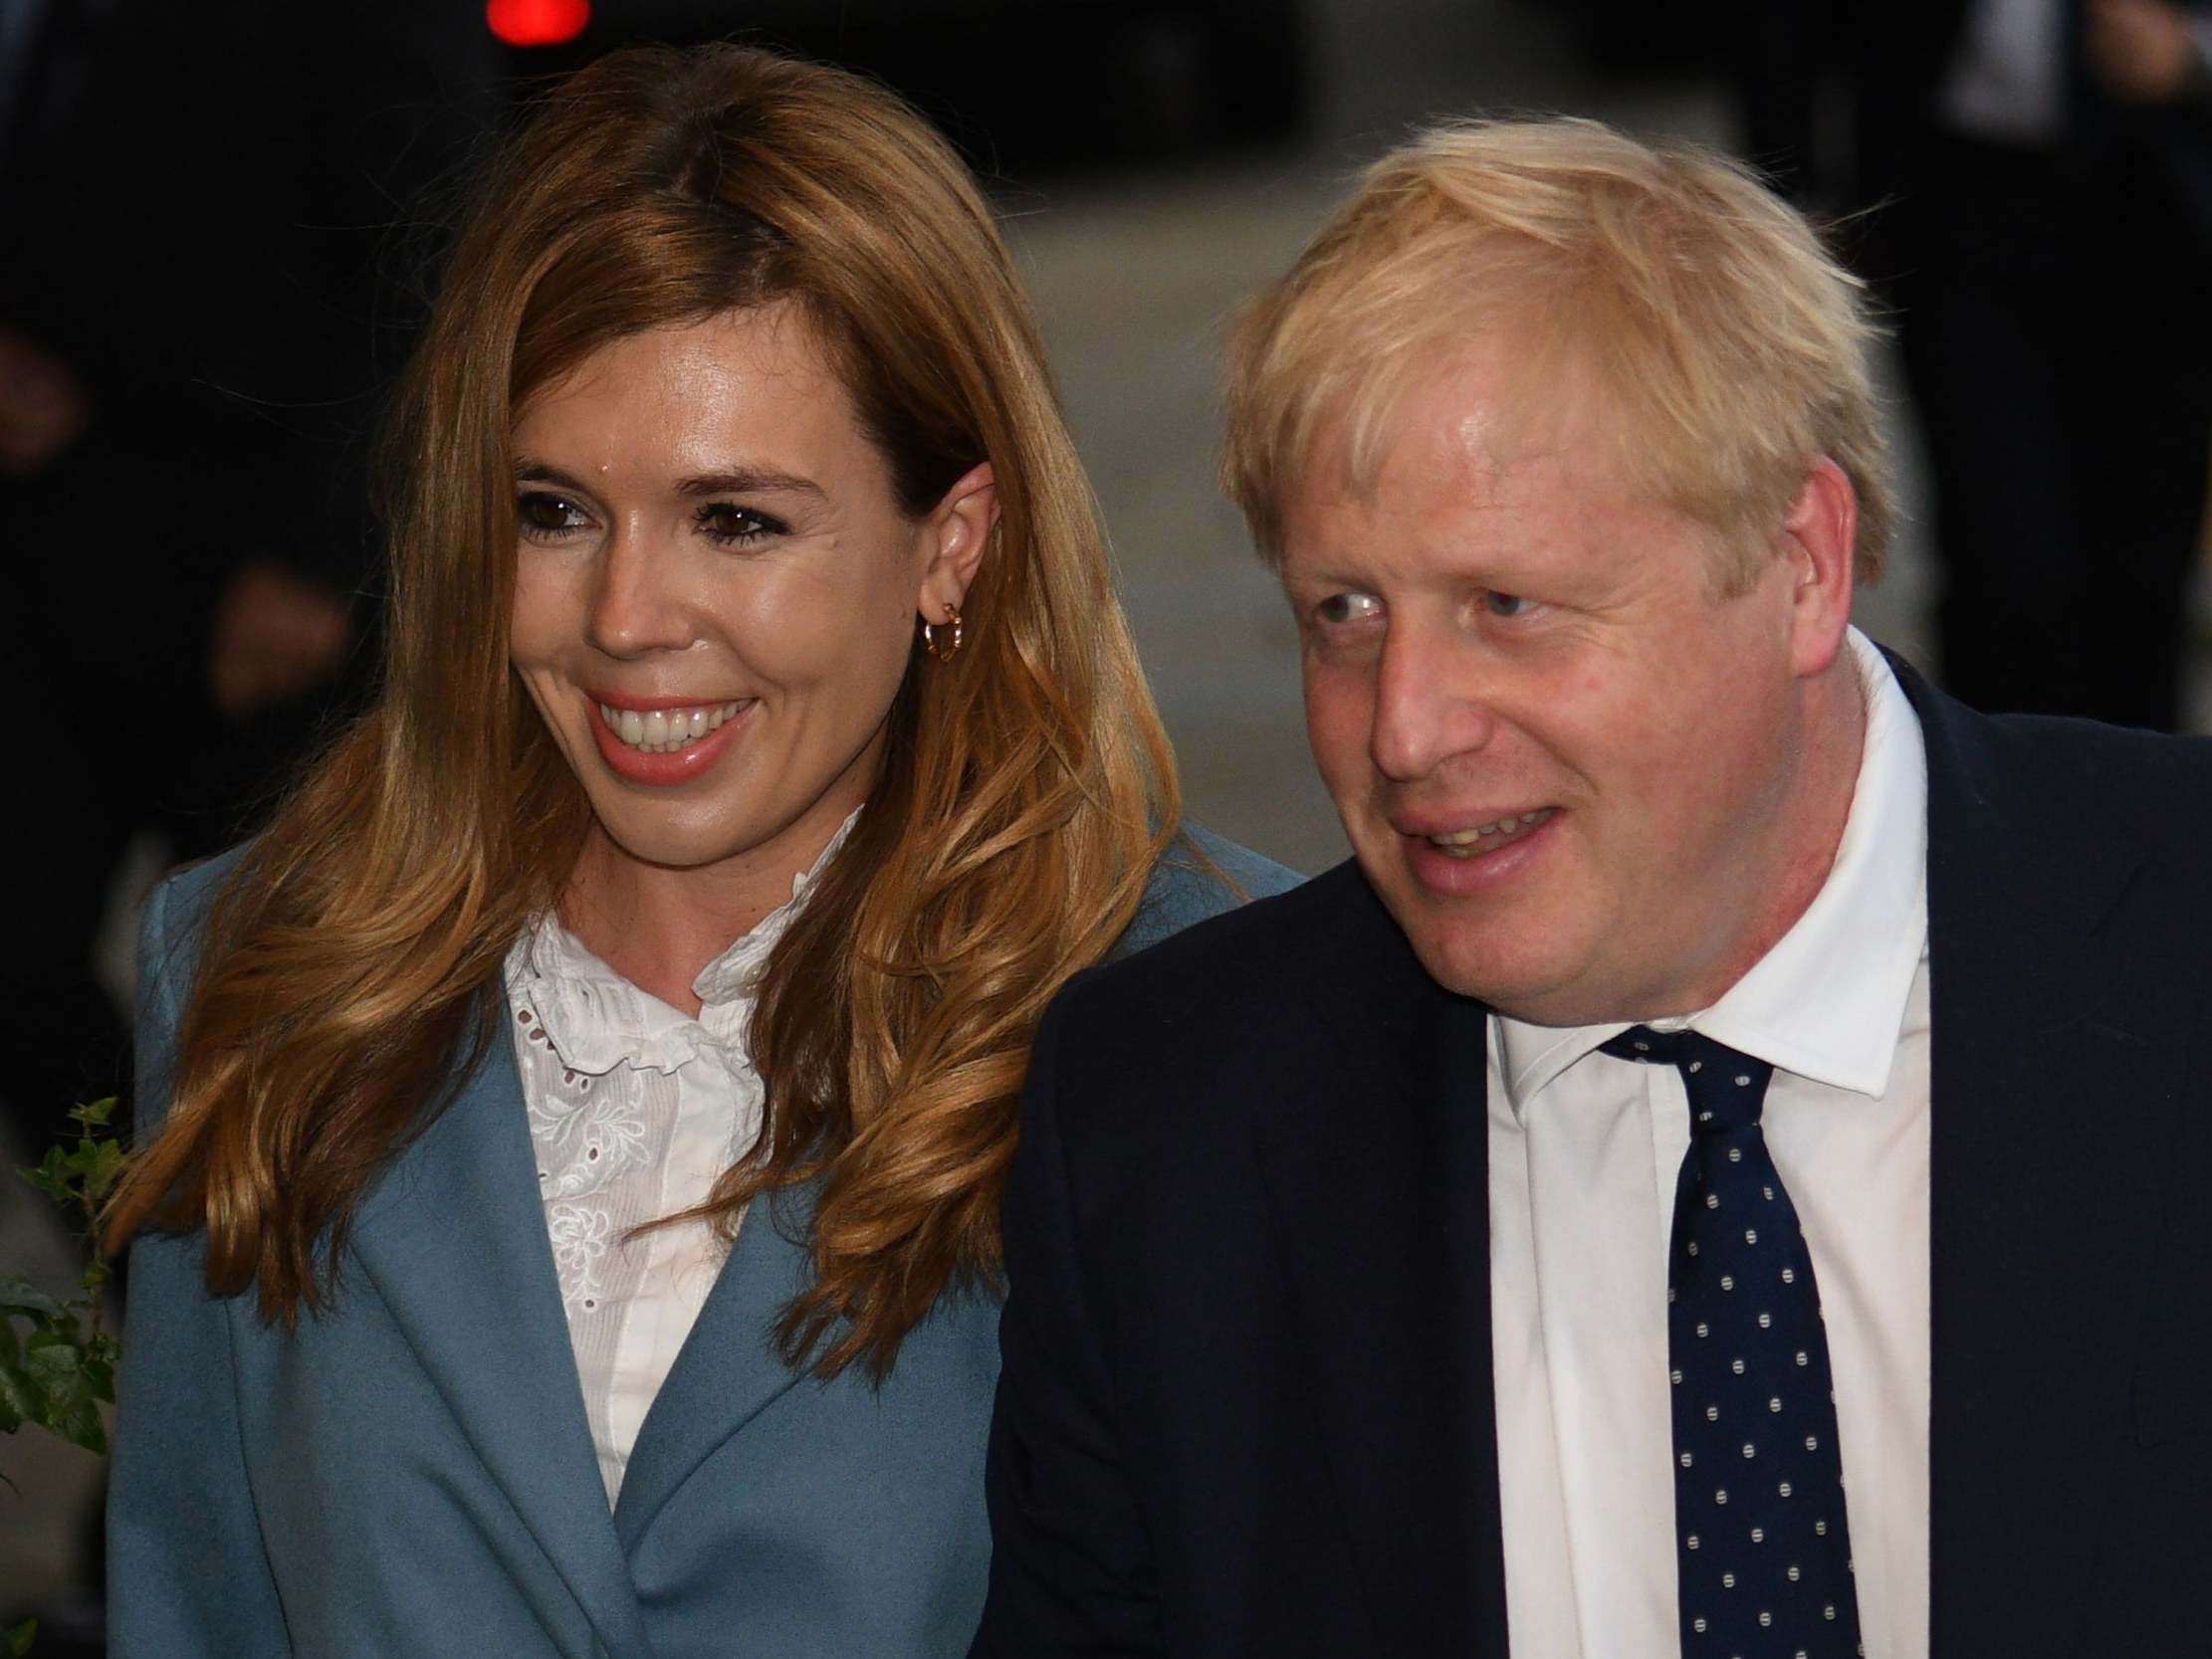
555;823;837;1017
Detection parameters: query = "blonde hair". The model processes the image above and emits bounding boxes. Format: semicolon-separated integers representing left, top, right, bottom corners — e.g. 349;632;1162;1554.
109;44;1177;1380
1223;116;1892;589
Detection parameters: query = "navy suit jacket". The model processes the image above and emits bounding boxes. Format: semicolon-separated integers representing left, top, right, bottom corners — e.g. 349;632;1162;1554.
975;666;2212;1657
109;828;1298;1658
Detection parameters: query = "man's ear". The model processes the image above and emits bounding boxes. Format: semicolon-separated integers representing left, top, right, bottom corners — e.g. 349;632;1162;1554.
1782;456;1858;679
917;461;997;624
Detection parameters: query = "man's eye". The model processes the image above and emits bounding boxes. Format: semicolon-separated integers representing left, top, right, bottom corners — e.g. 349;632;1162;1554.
517;492;590;538
697;503;785;546
1316;592;1383;625
1483;590;1533;618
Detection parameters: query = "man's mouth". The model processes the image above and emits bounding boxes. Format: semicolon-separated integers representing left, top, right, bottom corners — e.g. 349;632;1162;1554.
596;700;751;754
1425;807;1558;859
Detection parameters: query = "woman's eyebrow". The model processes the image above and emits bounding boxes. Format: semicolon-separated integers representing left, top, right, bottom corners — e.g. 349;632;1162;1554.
512;458;589;491
674;466;825;500
510;460;827;500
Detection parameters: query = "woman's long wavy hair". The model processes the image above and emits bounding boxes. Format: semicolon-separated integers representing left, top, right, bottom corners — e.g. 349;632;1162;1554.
106;44;1178;1379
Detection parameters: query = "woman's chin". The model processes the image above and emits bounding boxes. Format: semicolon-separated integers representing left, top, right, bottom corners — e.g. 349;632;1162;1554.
581;809;761;876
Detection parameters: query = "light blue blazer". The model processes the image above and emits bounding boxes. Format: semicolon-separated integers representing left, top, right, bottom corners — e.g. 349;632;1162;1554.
110;830;1298;1658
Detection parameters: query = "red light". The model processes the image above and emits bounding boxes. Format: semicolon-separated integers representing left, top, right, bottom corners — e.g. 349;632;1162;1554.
487;0;589;48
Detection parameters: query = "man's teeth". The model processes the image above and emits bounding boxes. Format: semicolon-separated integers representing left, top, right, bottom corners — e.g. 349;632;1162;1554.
599;701;748;753
1429;807;1556;857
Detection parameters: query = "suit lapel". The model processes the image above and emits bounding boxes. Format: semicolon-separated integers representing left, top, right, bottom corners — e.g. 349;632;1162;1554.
1907;672;2204;1657
610;1179;816;1550
347;1026;652;1659
1248;867;1510;1659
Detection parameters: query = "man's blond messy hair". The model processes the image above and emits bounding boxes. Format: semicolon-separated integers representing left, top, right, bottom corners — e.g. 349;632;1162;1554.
1223;116;1892;592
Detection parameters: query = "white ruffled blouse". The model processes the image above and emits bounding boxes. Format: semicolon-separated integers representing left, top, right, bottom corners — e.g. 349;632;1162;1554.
501;836;839;1506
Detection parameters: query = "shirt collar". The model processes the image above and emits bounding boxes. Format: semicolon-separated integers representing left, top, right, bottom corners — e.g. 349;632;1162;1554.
504;807;858;1077
1495;630;1928;1117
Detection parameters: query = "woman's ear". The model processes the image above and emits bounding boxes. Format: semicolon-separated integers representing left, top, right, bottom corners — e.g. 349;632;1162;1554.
917;461;996;622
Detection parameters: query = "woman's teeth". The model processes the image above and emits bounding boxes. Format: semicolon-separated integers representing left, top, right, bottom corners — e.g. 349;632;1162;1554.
599;700;748;753
1429;807;1556;858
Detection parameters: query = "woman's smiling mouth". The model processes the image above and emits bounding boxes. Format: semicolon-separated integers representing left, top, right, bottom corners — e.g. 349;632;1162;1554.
596;699;752;754
586;697;757;786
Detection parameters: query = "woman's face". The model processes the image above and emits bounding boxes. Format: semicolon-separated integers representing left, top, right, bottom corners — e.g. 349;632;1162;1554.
508;303;994;880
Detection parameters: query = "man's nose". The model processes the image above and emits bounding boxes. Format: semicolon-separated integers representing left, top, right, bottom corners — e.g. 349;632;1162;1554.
1368;620;1497;782
585;527;697;659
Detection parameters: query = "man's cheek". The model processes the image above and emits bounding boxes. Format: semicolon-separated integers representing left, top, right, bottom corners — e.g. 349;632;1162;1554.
1303;677;1374;768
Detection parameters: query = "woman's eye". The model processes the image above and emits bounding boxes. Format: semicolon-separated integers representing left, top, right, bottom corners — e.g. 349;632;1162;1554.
517;492;590;539
1483;590;1533;618
696;503;785;546
1316;591;1383;626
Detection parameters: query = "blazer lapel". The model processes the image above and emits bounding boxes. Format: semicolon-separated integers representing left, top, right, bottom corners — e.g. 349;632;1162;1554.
1907;672;2204;1658
348;1026;652;1659
610;1179;817;1551
1248;866;1511;1659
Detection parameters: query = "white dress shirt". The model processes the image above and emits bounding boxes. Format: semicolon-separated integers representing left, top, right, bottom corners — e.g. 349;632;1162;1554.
1486;630;1931;1659
502;828;844;1506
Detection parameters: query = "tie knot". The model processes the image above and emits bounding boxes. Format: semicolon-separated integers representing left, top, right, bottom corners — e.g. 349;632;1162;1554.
1598;1026;1773;1135
1599;1025;1686;1065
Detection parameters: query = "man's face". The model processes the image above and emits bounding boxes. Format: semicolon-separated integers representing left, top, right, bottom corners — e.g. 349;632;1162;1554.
1282;344;1837;1025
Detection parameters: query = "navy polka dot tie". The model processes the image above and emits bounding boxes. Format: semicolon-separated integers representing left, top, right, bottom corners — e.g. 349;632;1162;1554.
1600;1026;1863;1659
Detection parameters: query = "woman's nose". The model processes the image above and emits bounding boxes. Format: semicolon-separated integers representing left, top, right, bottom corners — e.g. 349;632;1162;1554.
585;526;697;659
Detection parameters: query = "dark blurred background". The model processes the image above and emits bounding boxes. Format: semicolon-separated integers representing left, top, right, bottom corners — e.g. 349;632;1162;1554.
4;0;2208;1644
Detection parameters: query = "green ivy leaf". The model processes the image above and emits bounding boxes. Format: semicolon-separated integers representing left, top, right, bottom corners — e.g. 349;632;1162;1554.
7;1616;36;1656
23;1332;81;1387
0;1277;66;1322
16;1148;72;1204
5;1106;121;1465
76;1139;126;1203
82;1353;115;1403
0;1348;35;1434
54;1398;106;1457
7;1331;107;1453
69;1097;116;1131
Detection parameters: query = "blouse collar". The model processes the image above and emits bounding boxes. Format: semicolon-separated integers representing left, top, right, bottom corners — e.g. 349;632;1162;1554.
505;810;857;1078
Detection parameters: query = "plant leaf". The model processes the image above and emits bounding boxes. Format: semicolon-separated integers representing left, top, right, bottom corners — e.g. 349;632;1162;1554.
0;1278;65;1321
0;1348;35;1434
76;1139;126;1202
23;1327;83;1388
18;1148;73;1204
7;1616;36;1656
70;1097;116;1130
55;1398;106;1457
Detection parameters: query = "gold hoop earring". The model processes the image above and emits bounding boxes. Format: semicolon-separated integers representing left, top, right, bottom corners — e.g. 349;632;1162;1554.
921;605;964;661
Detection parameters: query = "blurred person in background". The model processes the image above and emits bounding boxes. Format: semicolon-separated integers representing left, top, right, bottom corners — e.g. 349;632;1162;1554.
102;44;1291;1659
0;0;500;1166
1735;0;2212;730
